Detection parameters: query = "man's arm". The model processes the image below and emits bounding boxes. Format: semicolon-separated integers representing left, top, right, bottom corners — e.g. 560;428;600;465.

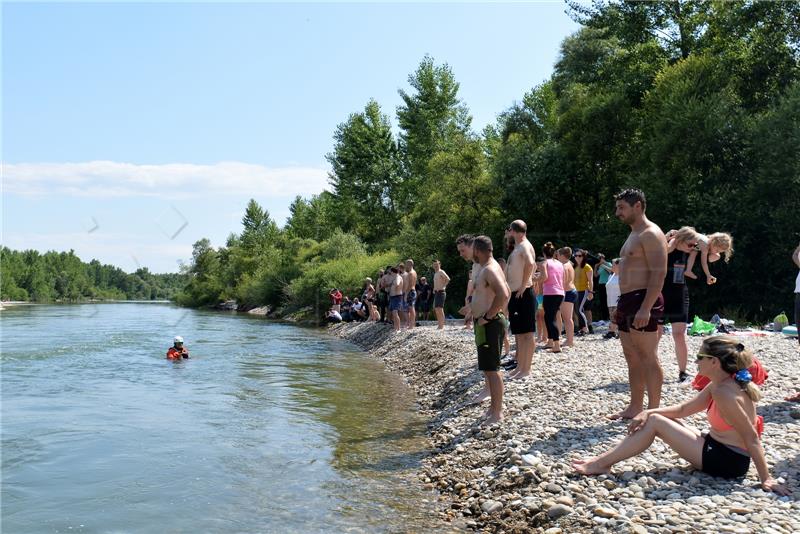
518;250;535;296
793;243;800;268
634;229;667;327
441;270;451;284
483;268;511;320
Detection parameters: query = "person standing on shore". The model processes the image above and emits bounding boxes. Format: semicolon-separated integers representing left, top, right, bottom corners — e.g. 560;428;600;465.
785;243;800;402
388;266;404;331
603;259;621;339
470;235;510;425
456;235;480;330
595;253;613;322
505;220;536;380
659;227;701;383
416;276;432;322
432;260;450;330
540;242;565;353
557;247;577;348
574;250;594;335
377;269;389;323
608;189;667;420
404;259;418;329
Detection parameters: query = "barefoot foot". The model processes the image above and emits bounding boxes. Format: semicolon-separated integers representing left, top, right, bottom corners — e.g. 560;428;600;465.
572;457;610;475
606;407;642;420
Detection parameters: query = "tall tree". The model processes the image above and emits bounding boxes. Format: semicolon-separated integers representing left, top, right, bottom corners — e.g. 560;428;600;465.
396;56;472;210
326;100;401;243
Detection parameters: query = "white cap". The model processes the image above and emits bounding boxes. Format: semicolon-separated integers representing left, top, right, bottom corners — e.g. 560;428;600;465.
174;336;184;344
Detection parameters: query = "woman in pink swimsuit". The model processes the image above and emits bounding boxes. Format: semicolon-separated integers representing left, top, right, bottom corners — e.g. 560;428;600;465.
573;336;788;494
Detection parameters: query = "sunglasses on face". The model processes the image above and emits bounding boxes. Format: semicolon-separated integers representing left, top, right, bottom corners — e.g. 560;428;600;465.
575;254;583;258
695;353;716;362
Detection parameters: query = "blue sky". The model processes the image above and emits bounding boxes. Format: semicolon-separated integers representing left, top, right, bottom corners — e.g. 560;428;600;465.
3;2;579;273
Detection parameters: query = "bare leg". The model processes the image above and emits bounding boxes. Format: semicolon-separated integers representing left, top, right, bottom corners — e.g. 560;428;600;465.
435;307;445;329
573;414;704;474
391;310;401;331
560;301;575;347
536;309;547;343
633;328;663;409
508;333;534;379
684;250;699;279
672;322;688;374
408;306;416;329
607;331;646;419
484;371;504;424
586;309;593;331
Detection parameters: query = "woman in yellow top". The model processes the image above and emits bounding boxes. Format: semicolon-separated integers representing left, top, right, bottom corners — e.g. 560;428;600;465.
574;249;594;335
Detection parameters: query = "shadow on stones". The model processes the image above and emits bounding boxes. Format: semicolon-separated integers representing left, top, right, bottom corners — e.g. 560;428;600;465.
591;380;630;393
759;400;800;423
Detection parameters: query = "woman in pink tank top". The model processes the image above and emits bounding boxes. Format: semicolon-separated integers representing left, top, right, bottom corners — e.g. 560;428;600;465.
539;242;566;352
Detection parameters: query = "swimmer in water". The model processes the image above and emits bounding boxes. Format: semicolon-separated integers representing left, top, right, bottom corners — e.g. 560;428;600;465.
166;336;189;359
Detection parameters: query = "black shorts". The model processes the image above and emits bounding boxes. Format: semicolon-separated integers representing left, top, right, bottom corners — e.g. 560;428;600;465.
701;434;750;479
614;289;664;333
660;285;689;324
474;315;506;371
508;287;536;335
419;298;431;313
434;291;446;308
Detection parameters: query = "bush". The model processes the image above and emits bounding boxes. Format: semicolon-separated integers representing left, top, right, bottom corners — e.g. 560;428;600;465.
286;250;400;318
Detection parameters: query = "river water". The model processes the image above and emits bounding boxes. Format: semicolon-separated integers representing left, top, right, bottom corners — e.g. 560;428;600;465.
1;303;441;533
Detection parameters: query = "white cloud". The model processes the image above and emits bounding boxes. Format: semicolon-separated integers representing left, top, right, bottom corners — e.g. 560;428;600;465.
2;160;331;198
2;231;194;273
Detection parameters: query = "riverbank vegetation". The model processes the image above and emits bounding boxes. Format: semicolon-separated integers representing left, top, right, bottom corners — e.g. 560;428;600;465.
0;247;187;302
180;1;798;320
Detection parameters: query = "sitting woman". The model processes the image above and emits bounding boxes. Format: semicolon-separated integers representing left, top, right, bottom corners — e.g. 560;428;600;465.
573;336;788;494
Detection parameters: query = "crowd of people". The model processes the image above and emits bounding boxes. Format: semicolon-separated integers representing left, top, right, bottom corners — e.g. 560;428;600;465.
329;188;795;495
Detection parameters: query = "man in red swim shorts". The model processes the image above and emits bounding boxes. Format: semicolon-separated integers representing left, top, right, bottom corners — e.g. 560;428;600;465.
608;189;667;421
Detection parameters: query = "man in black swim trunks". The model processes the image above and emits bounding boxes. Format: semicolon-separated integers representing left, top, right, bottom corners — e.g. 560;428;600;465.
609;189;667;421
505;220;537;381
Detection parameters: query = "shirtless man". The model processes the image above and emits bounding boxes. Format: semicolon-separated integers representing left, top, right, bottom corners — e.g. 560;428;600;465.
404;259;418;329
470;236;510;424
432;260;450;330
505;220;537;380
608;189;667;420
388;266;405;331
456;235;480;323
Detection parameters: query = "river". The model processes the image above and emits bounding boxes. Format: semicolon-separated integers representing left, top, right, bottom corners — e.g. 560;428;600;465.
1;303;441;533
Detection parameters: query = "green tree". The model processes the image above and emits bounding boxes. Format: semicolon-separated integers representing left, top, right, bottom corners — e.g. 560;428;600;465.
396;56;472;211
326;100;401;242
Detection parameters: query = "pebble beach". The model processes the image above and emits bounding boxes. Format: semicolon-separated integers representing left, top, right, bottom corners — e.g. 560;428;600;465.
331;322;800;533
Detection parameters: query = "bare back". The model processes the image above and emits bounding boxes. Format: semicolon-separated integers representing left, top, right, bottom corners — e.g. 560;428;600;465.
506;240;535;292
562;261;576;291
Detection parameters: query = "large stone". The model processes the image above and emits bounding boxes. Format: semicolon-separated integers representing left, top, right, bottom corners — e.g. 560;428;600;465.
547;504;574;519
481;500;502;514
594;507;618;518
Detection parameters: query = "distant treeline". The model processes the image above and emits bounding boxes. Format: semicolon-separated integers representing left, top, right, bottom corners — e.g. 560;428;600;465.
0;247;188;302
179;1;798;320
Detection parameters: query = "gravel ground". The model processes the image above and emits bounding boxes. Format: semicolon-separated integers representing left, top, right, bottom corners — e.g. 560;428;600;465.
330;321;800;534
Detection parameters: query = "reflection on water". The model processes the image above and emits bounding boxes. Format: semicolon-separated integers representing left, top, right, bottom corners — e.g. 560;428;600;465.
1;304;442;533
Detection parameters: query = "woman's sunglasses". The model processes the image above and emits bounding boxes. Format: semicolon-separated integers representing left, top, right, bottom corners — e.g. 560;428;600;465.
695;353;717;362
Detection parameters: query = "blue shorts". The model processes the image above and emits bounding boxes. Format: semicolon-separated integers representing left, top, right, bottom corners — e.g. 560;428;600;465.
403;290;417;311
389;295;403;312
